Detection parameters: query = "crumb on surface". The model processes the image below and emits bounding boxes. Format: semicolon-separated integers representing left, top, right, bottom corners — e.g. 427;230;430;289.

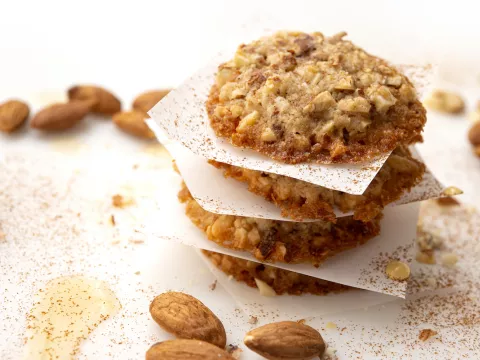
112;194;135;208
418;329;438;341
248;316;258;325
326;321;337;329
385;260;410;281
128;239;144;245
209;280;217;291
441;252;458;267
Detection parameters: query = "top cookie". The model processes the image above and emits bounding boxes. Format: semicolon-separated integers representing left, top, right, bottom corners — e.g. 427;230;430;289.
207;31;426;164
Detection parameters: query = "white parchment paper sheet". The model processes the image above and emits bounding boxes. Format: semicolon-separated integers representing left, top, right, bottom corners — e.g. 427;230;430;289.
149;123;445;221
142;169;420;298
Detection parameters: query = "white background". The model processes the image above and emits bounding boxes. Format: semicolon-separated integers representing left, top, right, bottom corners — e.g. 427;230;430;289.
1;1;479;359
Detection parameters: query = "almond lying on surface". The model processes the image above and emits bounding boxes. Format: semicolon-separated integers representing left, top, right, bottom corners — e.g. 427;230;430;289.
112;110;155;139
68;85;121;115
30;101;91;131
146;339;234;360
244;321;325;360
0;99;30;133
132;89;171;113
149;291;226;348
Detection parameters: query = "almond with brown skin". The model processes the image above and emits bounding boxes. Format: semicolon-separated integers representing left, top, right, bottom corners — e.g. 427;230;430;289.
68;85;121;115
468;122;480;146
146;339;234;360
149;292;226;348
0;100;30;133
31;101;90;131
132;89;171;113
244;321;325;360
112;110;155;139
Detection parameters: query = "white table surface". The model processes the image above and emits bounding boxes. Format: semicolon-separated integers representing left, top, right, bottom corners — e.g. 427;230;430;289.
1;1;479;359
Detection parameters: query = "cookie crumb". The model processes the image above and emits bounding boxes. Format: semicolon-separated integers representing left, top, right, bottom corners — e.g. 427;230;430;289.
416;251;436;264
248;316;258;325
385;260;410;281
441;186;463;197
426;277;437;288
441;252;458;267
108;214;116;226
419;329;438;341
112;194;135;208
424;90;465;114
325;321;337;329
209;280;217;291
297;319;306;325
134;271;140;275
128;239;144;245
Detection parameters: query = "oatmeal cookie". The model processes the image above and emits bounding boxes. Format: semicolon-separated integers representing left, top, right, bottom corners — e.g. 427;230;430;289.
179;183;381;265
202;250;350;295
207;31;426;164
210;145;425;222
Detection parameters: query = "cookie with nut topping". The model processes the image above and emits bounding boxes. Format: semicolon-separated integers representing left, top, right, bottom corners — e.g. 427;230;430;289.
209;145;425;222
202;250;350;295
178;182;381;265
207;31;426;164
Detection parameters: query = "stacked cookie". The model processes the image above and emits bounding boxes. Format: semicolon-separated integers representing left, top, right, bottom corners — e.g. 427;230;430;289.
176;31;428;296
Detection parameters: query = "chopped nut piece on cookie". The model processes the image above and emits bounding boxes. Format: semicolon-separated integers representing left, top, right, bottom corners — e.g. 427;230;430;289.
385;260;410;281
424;90;465;114
254;278;276;297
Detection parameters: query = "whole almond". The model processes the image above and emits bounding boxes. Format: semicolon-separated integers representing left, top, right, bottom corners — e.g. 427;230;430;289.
31;101;90;131
0;100;30;133
132;89;171;113
146;339;234;360
149;292;226;348
244;321;325;360
468;122;480;146
112;110;155;139
68;85;121;115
